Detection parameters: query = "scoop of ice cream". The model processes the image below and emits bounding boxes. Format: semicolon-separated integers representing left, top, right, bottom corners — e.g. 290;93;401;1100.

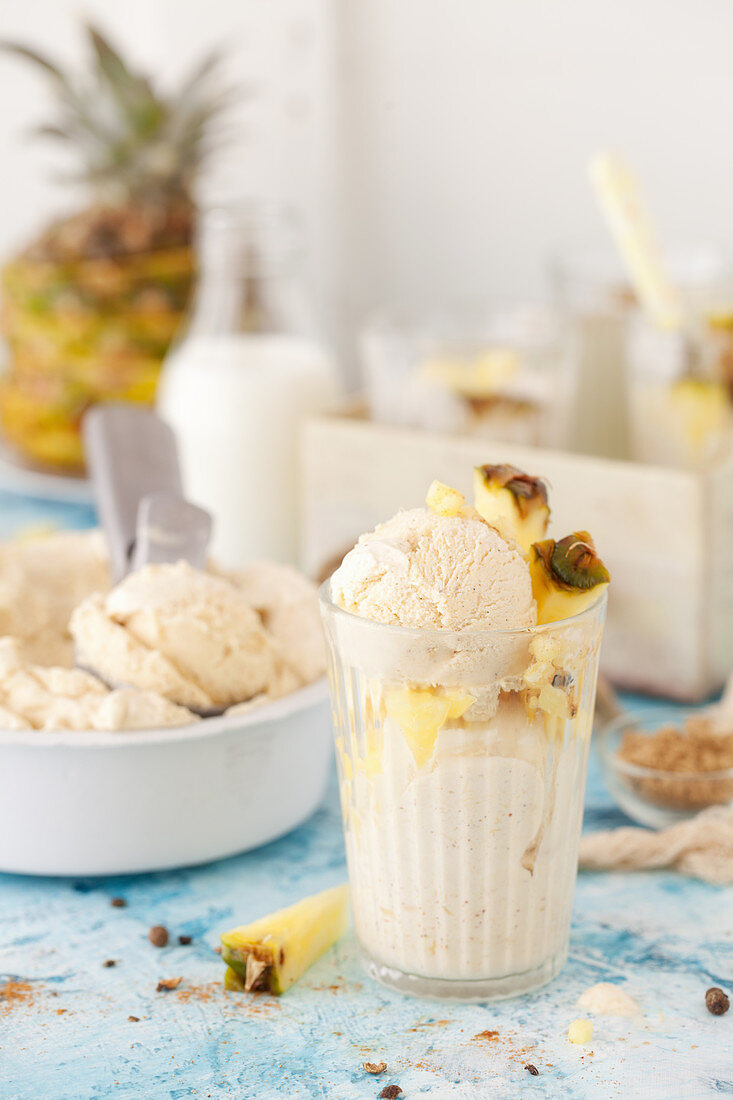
94;688;197;731
0;638;194;731
71;562;277;711
0;530;109;667
577;982;641;1017
331;507;536;631
224;559;326;686
328;507;537;702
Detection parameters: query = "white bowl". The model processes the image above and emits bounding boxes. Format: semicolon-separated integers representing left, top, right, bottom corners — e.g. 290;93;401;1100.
0;678;333;877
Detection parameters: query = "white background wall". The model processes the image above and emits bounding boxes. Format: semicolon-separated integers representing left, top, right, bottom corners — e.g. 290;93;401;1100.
3;0;733;380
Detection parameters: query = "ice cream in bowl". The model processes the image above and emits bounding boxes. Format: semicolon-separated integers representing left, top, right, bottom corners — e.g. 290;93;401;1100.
319;465;609;1000
0;531;333;875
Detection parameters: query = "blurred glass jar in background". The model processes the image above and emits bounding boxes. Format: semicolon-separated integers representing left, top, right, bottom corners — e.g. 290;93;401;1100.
158;204;338;568
549;243;633;460
361;302;576;449
625;248;733;471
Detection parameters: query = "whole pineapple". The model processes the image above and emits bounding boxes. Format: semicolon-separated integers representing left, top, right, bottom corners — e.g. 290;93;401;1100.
0;25;231;470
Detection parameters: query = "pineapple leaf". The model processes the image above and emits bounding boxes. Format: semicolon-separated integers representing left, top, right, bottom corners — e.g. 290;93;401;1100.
0;41;68;84
177;49;224;102
28;124;74;141
86;25;131;85
85;24;163;137
4;23;237;205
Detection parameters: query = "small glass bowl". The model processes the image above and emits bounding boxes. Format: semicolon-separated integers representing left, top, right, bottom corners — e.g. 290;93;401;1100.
597;709;733;829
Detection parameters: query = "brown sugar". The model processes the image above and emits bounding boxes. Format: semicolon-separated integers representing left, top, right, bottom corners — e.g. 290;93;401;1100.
618;717;733;810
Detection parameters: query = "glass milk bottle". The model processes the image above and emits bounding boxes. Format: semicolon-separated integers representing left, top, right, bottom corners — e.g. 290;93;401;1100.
158;205;338;567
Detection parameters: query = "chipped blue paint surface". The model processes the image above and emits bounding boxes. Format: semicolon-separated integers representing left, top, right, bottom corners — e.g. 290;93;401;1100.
0;496;731;1099
3;706;731;1100
0;487;96;538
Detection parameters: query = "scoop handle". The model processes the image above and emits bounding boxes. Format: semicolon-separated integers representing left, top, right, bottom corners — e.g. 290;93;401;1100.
83;405;184;582
132;492;212;571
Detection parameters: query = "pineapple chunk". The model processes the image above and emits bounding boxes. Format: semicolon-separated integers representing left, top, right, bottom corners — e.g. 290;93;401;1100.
568;1018;593;1045
445;689;476;719
668;377;729;451
473;464;550;554
221;884;349;995
535;680;572;720
426;480;466;517
385;686;474;769
420;348;519;397
530;532;610;624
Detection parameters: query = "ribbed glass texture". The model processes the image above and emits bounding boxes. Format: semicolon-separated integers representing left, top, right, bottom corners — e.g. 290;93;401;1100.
320;588;606;1000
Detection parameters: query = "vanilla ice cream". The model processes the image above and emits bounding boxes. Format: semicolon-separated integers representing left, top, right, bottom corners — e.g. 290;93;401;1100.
224;559;326;686
332;507;535;631
0;638;194;731
323;493;606;999
0;530;109;667
71;562;279;712
0;528;325;732
577;982;641;1017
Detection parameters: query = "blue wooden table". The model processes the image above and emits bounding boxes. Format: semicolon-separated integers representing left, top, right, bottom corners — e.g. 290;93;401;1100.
0;490;731;1100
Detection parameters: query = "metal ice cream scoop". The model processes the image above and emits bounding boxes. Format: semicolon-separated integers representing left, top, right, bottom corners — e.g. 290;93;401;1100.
78;405;221;715
83;405;212;582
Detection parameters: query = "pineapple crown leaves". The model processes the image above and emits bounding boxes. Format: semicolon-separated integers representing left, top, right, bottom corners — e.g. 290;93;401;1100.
0;23;241;204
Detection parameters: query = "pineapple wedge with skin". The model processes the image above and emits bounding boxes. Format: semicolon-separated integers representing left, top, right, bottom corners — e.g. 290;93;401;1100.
385;685;475;769
220;884;349;995
530;532;610;624
473;464;550;555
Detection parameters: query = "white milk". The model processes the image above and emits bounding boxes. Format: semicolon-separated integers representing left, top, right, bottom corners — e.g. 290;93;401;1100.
158;333;337;567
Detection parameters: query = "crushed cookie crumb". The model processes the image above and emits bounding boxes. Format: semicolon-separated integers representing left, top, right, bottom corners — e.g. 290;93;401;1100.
128;1015;140;1022
378;1087;402;1099
363;1061;387;1075
178;935;192;945
525;1063;539;1076
156;977;183;992
110;897;126;908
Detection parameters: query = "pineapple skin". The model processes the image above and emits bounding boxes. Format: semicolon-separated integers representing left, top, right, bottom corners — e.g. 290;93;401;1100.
529;538;609;625
220;884;349;995
0;237;193;469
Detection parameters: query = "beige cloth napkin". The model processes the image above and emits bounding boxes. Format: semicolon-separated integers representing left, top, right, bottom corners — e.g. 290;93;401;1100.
578;805;733;885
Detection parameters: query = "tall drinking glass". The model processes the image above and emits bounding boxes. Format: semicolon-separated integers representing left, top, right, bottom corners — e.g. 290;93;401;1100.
320;586;607;1001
